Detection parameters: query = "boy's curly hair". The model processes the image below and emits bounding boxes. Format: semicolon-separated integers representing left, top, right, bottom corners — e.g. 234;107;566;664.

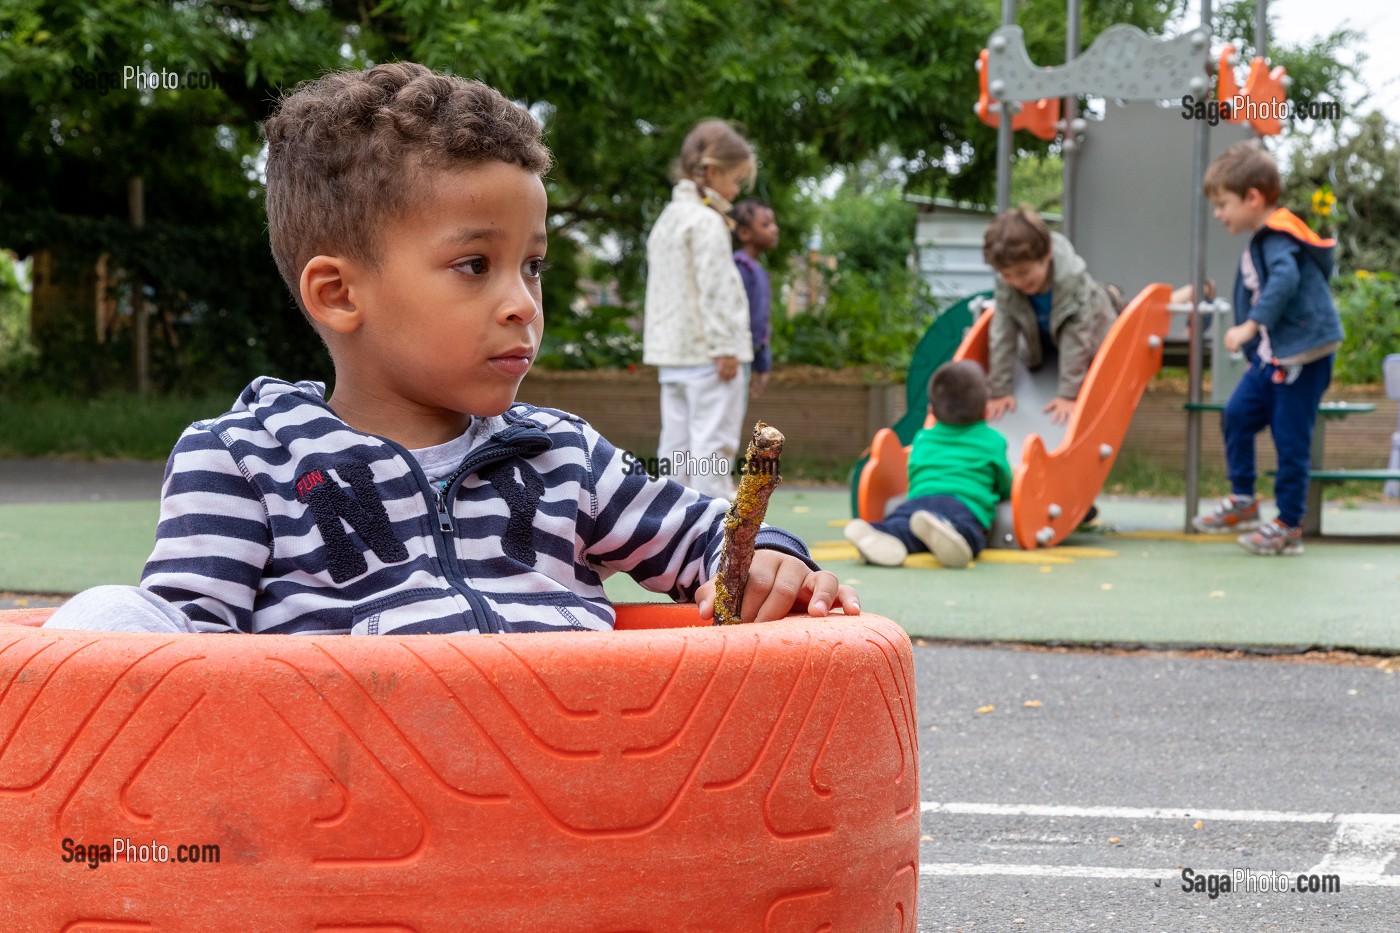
264;62;552;314
928;360;988;426
982;206;1051;270
1203;141;1280;204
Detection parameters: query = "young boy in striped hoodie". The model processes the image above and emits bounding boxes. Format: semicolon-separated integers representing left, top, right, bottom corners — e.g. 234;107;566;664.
46;64;856;635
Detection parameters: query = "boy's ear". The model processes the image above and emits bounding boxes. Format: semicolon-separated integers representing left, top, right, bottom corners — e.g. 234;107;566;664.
1243;187;1267;209
300;256;362;334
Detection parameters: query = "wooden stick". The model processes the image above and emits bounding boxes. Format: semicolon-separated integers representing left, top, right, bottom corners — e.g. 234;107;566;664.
713;422;784;625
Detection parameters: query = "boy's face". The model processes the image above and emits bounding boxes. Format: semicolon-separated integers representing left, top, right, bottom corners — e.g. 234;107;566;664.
740;207;779;253
998;254;1052;296
1209;187;1271;235
342;161;547;434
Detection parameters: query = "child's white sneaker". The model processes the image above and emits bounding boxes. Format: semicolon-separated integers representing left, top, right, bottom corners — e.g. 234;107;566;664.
910;511;974;569
843;519;908;566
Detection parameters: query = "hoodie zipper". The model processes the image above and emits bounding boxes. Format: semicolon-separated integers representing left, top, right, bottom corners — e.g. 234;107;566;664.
435;486;453;532
387;434;549;635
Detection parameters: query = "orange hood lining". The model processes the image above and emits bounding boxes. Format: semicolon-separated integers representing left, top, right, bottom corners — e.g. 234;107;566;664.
1265;208;1336;248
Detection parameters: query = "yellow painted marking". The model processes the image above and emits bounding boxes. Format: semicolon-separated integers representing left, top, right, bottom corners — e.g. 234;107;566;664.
977;551;1075;565
979;546;1118;563
810;542;1117;565
792;506;811;513
810;543;862;563
1110;530;1232;543
827;519;850;527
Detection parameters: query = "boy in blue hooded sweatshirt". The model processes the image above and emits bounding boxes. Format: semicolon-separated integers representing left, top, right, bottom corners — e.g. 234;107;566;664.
1190;142;1344;555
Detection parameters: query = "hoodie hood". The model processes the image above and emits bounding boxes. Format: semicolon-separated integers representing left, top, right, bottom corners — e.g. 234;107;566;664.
1264;208;1335;278
1049;232;1088;290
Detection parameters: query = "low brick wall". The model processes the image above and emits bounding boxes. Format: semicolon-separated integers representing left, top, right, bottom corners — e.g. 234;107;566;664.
519;370;1397;472
518;370;905;464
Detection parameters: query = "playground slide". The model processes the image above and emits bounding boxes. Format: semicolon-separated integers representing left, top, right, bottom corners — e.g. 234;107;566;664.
858;283;1171;549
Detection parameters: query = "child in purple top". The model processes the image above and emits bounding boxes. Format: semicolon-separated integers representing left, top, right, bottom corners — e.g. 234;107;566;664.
733;200;779;398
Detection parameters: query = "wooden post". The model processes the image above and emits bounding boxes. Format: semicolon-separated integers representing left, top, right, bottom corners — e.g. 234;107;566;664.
129;176;148;397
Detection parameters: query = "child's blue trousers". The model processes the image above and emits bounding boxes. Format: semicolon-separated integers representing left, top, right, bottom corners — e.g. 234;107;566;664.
1222;354;1333;528
872;495;987;556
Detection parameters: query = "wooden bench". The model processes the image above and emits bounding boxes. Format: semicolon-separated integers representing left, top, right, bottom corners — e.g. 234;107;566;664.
1186;400;1379;536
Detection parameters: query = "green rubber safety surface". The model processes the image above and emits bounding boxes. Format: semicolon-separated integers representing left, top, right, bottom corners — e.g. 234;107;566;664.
0;500;157;594
4;482;1398;652
611;490;1400;652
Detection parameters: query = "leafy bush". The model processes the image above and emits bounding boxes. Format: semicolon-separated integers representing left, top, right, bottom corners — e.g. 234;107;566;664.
1333;270;1400;385
0;252;36;375
536;303;643;370
771;183;935;373
0;391;230;460
772;265;936;373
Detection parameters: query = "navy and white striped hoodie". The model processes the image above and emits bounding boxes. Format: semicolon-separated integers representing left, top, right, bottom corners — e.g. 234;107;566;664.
141;378;815;635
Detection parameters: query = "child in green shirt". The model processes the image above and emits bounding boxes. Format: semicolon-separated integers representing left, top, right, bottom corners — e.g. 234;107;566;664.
845;361;1013;568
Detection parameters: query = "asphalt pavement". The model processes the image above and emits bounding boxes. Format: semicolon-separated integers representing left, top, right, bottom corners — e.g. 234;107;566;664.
0;457;165;505
915;643;1400;930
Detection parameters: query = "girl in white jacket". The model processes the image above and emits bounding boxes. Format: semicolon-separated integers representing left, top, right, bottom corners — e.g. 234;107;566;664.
643;120;756;499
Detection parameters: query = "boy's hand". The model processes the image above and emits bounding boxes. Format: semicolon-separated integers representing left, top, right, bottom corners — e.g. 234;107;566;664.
696;550;859;624
986;395;1016;421
1224;321;1259;352
1043;396;1077;425
715;356;740;380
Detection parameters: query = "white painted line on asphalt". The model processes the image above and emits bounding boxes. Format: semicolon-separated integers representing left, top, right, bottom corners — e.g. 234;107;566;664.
920;863;1162;880
918;862;1400;887
921;802;1400;888
1310;819;1400;880
923;801;1400;825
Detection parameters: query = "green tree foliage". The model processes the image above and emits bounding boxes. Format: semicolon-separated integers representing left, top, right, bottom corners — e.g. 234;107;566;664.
1207;0;1362;131
1280;114;1400;386
1283;113;1400;276
0;252;35;372
0;0;1342;391
0;0;356;391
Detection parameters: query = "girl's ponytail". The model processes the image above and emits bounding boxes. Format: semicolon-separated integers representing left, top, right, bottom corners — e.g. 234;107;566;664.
672;119;756;188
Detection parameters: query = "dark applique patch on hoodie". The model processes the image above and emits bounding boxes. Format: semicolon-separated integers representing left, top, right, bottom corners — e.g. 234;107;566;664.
296;463;409;583
480;460;544;566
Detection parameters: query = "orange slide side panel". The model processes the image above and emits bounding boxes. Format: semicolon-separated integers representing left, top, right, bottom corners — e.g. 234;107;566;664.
858;428;913;523
1216;44;1289;137
1005;284;1171;548
0;607;918;931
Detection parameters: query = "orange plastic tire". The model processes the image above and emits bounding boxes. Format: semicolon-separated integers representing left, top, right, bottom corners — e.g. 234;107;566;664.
0;607;918;931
